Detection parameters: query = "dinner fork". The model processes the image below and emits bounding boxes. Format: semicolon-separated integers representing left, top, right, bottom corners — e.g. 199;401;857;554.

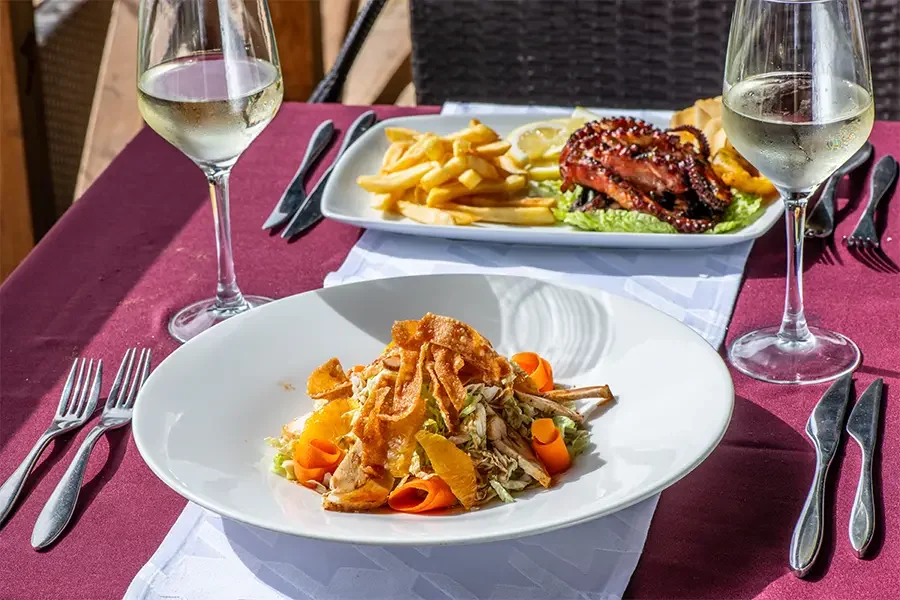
0;358;101;528
31;348;151;550
847;155;898;249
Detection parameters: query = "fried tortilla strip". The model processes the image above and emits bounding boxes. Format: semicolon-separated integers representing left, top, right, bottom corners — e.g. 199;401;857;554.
353;379;391;467
307;358;352;399
382;346;428;476
432;347;468;412
391;319;422;349
380;348;424;422
542;385;613;403
417;314;505;382
426;362;459;434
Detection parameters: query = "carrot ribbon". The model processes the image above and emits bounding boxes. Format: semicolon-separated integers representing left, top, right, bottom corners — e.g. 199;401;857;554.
292;438;344;488
511;352;554;392
531;418;571;475
388;477;458;513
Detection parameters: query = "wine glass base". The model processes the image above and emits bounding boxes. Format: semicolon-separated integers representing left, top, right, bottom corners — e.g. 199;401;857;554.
728;325;860;385
168;295;273;343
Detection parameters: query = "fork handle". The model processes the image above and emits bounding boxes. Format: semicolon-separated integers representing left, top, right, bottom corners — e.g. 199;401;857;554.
0;431;56;528
31;426;106;549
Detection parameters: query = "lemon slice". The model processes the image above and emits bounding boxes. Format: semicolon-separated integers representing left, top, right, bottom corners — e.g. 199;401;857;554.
507;120;573;167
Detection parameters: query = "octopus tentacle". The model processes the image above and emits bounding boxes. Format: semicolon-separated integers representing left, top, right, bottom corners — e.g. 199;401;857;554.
560;117;733;233
667;125;710;158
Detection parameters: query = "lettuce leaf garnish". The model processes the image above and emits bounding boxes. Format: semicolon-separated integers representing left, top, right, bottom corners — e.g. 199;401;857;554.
534;181;765;234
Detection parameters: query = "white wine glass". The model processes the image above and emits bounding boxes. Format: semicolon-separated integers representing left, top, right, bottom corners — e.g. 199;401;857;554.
137;0;283;342
723;0;874;383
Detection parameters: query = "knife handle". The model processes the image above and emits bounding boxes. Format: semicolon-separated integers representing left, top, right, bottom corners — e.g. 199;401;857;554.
864;156;899;217
790;459;828;577
849;452;875;557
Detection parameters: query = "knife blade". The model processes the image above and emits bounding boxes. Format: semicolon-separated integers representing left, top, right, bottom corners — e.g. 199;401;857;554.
846;378;883;558
789;373;853;577
282;110;377;238
262;120;335;230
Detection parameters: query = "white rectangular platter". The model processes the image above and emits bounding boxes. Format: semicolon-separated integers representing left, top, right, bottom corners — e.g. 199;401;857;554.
321;112;783;249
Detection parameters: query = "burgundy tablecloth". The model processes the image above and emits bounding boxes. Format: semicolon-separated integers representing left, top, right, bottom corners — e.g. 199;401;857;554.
0;103;898;600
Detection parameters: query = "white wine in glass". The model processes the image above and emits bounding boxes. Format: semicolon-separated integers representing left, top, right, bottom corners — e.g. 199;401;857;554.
723;0;874;384
138;0;283;342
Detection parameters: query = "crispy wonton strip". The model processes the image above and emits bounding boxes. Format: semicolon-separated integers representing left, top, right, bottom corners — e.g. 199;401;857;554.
391;320;422;349
417;314;499;376
426;362;459;433
432;346;468;412
353;378;391;467
306;358;350;398
380;348;423;422
383;346;428;476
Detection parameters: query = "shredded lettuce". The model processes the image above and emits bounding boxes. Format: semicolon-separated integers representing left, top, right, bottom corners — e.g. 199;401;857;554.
459;393;480;419
422;384;448;435
533;180;764;234
489;479;516;503
552;416;590;458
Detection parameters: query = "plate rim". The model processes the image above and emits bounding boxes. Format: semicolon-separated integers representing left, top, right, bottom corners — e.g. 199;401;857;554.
321;113;783;250
133;273;735;545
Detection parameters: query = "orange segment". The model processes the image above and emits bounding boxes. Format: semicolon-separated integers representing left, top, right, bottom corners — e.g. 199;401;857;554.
299;396;358;447
415;431;478;509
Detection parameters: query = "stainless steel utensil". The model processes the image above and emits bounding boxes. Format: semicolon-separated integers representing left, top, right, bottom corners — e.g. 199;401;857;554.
0;359;101;528
805;142;872;239
31;349;150;549
262;120;335;229
789;373;853;577
846;378;883;558
847;155;899;248
281;110;377;238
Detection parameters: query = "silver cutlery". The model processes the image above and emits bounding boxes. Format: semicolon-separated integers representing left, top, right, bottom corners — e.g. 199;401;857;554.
0;359;101;528
789;373;852;578
262;120;335;230
846;378;883;558
281;110;378;239
31;349;151;550
847;155;898;248
805;142;872;239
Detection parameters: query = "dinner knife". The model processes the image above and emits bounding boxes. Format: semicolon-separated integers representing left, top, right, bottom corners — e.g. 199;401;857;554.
281;110;377;239
262;120;335;230
789;373;853;578
846;378;883;558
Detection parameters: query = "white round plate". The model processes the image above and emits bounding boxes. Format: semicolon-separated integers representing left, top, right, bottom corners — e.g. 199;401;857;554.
133;274;733;546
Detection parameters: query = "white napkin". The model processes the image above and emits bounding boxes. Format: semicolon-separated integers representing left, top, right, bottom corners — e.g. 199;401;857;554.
125;103;753;600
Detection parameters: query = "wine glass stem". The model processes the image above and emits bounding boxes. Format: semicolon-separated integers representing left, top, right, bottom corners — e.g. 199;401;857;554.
779;193;812;344
208;169;246;310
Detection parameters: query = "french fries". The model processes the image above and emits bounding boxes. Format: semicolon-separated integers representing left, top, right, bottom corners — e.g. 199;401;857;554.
356;120;556;227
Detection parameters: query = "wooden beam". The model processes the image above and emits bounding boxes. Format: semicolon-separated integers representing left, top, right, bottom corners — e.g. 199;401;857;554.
342;0;410;105
269;0;323;102
1;0;55;280
75;0;142;200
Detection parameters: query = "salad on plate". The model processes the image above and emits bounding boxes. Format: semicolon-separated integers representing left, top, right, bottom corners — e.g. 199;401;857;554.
267;314;613;513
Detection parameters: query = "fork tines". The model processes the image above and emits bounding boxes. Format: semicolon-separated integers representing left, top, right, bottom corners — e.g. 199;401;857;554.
107;348;152;410
58;358;103;419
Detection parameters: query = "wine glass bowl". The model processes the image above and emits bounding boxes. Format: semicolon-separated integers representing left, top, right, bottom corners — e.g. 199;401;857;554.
137;0;283;342
723;0;873;384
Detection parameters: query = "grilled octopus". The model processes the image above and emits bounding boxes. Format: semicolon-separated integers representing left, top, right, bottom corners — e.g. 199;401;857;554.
559;117;732;233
